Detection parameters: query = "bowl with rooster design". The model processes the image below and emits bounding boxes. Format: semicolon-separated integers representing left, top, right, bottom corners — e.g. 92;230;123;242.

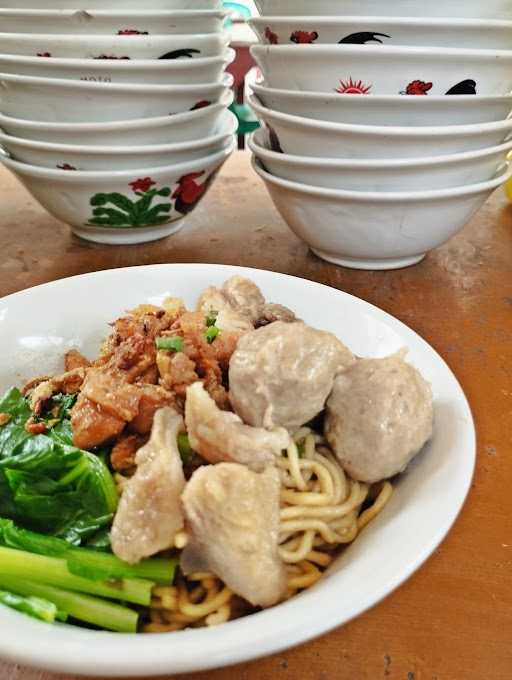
251;83;512;127
0;32;229;60
254;0;512;20
250;16;512;50
0;72;233;123
0;0;223;11
0;110;237;170
0;9;227;35
0;90;234;145
0;141;235;244
0;49;235;85
250;44;512;96
249;95;512;159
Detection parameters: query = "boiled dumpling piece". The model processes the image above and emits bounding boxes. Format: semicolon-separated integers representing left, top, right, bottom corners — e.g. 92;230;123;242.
185;382;290;471
111;407;186;564
325;355;434;484
181;463;287;608
229;321;356;431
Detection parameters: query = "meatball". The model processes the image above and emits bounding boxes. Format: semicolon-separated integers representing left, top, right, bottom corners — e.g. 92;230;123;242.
229;321;355;431
325;355;434;483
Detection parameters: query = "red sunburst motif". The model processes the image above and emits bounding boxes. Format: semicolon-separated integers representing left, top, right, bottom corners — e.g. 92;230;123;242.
335;77;372;95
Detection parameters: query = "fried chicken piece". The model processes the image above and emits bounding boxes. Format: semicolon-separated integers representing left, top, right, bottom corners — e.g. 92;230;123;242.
64;349;91;372
110;433;145;472
157;351;198;399
71;395;125;450
185;382;289;470
111;407;186;563
129;385;176;435
80;368;141;422
29;368;86;416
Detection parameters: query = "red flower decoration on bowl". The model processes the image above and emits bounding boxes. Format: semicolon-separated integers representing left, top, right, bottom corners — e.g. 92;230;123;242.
336;78;372;94
403;80;433;95
290;30;319;44
130;177;156;193
264;27;279;45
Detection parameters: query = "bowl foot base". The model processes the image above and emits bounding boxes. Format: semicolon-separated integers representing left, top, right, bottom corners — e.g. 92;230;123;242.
311;248;426;271
72;219;185;245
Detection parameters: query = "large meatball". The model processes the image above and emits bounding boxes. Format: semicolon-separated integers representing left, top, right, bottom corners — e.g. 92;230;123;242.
325;355;433;483
229;321;355;431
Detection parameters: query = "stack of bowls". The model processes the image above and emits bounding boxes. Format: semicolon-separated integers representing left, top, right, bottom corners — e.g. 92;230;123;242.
247;0;512;269
0;0;236;244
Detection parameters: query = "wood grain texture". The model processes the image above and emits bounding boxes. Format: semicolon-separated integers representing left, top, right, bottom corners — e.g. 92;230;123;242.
0;152;511;680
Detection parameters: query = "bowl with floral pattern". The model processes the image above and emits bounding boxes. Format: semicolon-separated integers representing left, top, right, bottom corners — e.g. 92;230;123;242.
250;16;512;50
0;110;237;170
0;140;235;244
250;44;512;96
0;49;235;85
0;9;227;35
254;0;512;20
0;32;229;60
0;90;234;145
251;83;512;127
0;72;233;123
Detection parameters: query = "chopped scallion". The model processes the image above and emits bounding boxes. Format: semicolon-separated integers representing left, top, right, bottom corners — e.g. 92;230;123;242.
155;336;183;353
205;326;220;344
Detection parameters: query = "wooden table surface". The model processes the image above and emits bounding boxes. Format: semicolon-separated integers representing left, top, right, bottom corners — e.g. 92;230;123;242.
0;151;511;680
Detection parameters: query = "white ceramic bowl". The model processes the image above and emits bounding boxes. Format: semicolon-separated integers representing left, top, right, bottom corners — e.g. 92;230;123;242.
249;95;512;159
251;44;512;96
0;0;222;10
254;0;512;20
0;262;475;676
0;141;234;244
250;16;512;50
251;83;512;127
0;50;235;85
249;128;512;192
0;9;227;35
0;73;233;123
0;32;228;60
0;111;237;171
0;90;233;145
253;157;512;270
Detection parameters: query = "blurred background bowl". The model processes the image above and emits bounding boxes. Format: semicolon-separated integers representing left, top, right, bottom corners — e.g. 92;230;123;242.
253;0;512;20
0;73;234;122
251;83;512;126
252;157;512;270
250;16;512;50
251;44;512;96
0;111;237;170
0;32;229;59
249;95;512;158
0;49;235;84
0;141;235;243
0;9;227;35
0;0;223;9
0;90;234;145
249;128;512;191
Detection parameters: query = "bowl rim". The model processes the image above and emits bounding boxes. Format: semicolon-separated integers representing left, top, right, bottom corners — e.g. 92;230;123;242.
0;47;235;70
248;15;512;28
0;30;228;41
251;81;512;106
0;71;233;93
0;8;228;18
249;130;512;169
252;155;512;201
249;94;512;137
0;111;237;154
251;42;512;60
0;138;235;179
0;89;234;131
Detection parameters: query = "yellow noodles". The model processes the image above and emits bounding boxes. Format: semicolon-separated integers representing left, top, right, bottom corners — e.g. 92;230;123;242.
143;430;393;633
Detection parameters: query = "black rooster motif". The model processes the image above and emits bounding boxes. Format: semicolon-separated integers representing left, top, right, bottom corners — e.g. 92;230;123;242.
159;48;201;60
339;31;390;45
445;79;477;95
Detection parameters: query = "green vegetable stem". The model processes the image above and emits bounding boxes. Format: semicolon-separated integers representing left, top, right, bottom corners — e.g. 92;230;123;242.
0;589;63;623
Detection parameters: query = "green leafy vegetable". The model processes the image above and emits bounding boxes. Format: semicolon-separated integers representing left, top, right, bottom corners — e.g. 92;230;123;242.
0;387;118;544
155;336;183;353
0;588;63;623
205;326;220;344
0;576;138;633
